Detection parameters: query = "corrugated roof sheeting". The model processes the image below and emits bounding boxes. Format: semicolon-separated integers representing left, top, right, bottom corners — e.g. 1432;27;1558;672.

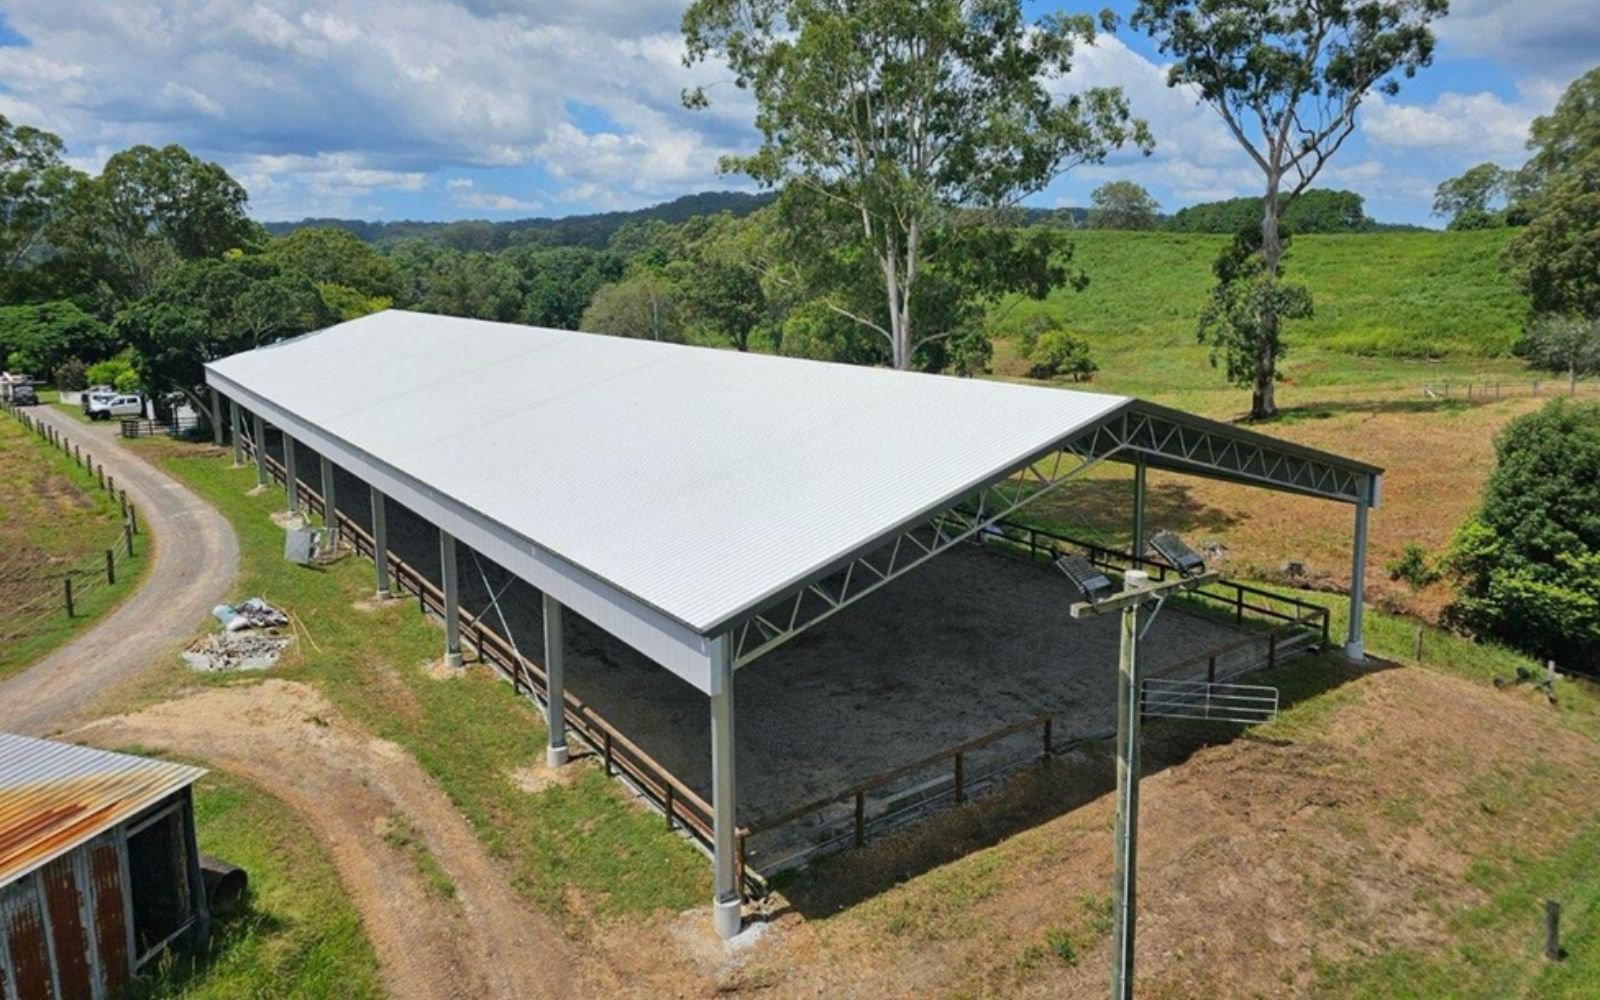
0;734;205;888
208;311;1130;634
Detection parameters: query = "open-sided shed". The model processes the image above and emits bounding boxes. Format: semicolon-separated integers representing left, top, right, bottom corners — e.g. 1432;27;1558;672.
0;735;208;999
206;309;1381;939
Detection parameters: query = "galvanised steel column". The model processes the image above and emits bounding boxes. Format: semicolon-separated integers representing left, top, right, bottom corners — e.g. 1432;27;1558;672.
709;633;741;940
283;434;300;514
370;486;391;599
209;387;223;445
1131;455;1147;561
542;594;569;767
440;530;463;668
1109;570;1147;1000
251;413;268;487
229;399;243;467
320;455;339;548
1346;476;1371;662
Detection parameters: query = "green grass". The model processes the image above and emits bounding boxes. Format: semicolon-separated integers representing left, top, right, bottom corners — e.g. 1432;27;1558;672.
993;228;1529;404
132;443;707;927
131;770;384;1000
0;409;149;680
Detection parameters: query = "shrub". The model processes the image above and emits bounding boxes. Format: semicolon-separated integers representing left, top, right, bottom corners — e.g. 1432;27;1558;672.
86;354;135;388
52;358;87;390
1447;399;1600;671
1026;328;1098;381
1386;543;1440;589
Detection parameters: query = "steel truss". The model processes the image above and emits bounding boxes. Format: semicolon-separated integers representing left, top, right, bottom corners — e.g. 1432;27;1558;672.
726;401;1374;671
1094;404;1372;504
730;428;1126;667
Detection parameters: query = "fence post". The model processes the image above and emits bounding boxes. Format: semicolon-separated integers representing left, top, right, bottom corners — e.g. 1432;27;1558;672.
604;732;614;776
954;752;965;804
1235;589;1245;625
854;791;866;847
665;784;675;831
123;521;133;557
1042;717;1053;760
105;549;115;585
1413;625;1423;662
128;504;137;535
1207;655;1217;684
1546;900;1562;961
118;489;128;519
63;577;75;617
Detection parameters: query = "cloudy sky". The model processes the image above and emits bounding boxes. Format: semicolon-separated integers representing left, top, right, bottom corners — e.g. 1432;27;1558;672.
0;1;1593;226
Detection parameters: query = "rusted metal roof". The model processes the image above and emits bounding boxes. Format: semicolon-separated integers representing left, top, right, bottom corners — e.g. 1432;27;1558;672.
0;734;205;889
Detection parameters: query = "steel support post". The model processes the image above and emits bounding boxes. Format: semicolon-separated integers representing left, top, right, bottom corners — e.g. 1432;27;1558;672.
209;387;223;445
1346;479;1370;662
251;414;268;486
440;530;462;668
1110;570;1146;1000
229;399;243;466
371;486;390;598
283;434;300;514
543;594;569;767
709;634;741;940
320;455;338;548
1131;455;1147;561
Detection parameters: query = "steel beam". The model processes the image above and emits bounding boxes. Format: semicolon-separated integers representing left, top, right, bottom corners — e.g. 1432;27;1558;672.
543;594;569;767
283;434;300;514
229;399;243;467
209;387;223;445
1346;476;1371;661
251;413;268;486
1132;455;1147;559
371;486;391;598
320;454;339;548
440;530;462;668
709;634;741;940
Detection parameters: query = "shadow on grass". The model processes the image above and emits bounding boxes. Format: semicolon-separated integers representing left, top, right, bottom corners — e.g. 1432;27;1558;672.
1022;477;1246;542
766;653;1395;922
128;890;285;999
1265;397;1494;423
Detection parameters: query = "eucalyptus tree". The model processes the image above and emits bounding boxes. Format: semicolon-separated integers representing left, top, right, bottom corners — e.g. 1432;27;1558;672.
0;115;78;274
1132;0;1446;417
683;0;1151;371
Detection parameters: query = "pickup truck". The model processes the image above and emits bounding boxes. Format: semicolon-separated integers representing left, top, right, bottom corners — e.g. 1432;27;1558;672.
86;393;144;421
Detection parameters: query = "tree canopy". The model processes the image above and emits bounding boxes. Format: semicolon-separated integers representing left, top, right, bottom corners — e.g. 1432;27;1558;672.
1449;399;1600;671
683;0;1151;370
0;115;77;275
1087;181;1160;230
1133;0;1445;417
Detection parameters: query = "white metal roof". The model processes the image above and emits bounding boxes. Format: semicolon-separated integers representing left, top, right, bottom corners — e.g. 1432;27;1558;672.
0;734;205;888
210;309;1126;627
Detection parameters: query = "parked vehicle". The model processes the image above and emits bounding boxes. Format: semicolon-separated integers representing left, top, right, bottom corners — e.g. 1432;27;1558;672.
86;393;144;421
11;384;39;406
82;386;116;414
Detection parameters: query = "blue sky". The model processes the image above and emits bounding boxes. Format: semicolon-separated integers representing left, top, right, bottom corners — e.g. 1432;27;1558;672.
0;1;1593;226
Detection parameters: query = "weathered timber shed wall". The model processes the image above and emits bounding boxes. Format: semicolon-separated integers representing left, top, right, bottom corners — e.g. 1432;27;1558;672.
0;735;208;1000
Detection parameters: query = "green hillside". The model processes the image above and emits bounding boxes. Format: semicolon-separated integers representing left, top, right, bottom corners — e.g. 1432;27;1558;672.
996;229;1527;388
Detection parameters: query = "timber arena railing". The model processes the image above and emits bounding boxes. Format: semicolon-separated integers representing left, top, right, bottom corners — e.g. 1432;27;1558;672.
238;437;766;899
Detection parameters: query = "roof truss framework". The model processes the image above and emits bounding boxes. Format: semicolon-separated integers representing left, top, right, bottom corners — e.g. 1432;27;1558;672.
725;403;1378;670
730;435;1121;667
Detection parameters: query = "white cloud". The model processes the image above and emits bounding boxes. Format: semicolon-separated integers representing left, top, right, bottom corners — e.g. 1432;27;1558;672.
230;152;428;218
446;178;475;190
0;0;749;217
454;191;543;213
1361;90;1541;162
1438;0;1600;77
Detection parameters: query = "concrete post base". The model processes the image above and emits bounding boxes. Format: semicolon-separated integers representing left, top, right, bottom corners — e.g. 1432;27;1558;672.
713;895;742;941
444;651;464;669
1343;640;1365;663
375;589;390;600
546;744;569;769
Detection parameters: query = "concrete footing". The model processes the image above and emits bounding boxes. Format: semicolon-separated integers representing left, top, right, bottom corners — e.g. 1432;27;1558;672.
444;651;464;669
546;744;569;769
713;895;742;941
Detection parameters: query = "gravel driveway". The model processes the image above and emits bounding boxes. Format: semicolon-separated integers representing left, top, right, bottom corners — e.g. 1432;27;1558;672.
0;407;238;734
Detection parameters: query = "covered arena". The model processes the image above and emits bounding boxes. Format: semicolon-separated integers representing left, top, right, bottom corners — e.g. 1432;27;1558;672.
205;310;1381;939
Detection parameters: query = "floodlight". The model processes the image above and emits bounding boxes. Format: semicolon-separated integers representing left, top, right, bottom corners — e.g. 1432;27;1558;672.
1148;530;1205;578
1056;554;1115;604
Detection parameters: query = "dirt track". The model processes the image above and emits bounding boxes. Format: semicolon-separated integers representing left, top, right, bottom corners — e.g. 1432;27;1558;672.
78;680;580;1000
0;406;237;734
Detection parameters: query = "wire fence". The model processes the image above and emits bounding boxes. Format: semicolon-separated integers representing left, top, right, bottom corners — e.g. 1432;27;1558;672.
1419;377;1600;401
1;400;142;646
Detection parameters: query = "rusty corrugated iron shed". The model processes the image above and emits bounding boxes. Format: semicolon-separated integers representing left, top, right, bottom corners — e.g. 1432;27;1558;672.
0;733;205;889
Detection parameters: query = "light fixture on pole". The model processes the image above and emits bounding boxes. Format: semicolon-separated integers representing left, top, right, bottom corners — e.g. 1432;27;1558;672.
1060;539;1219;1000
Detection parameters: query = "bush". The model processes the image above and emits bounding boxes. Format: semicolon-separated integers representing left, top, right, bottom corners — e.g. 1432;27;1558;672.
86;354;135;389
1025;327;1098;382
1447;399;1600;671
53;358;87;390
1386;543;1440;589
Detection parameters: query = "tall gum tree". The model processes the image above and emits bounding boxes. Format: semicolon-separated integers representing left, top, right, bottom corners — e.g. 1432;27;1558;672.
1132;0;1446;418
682;0;1152;371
